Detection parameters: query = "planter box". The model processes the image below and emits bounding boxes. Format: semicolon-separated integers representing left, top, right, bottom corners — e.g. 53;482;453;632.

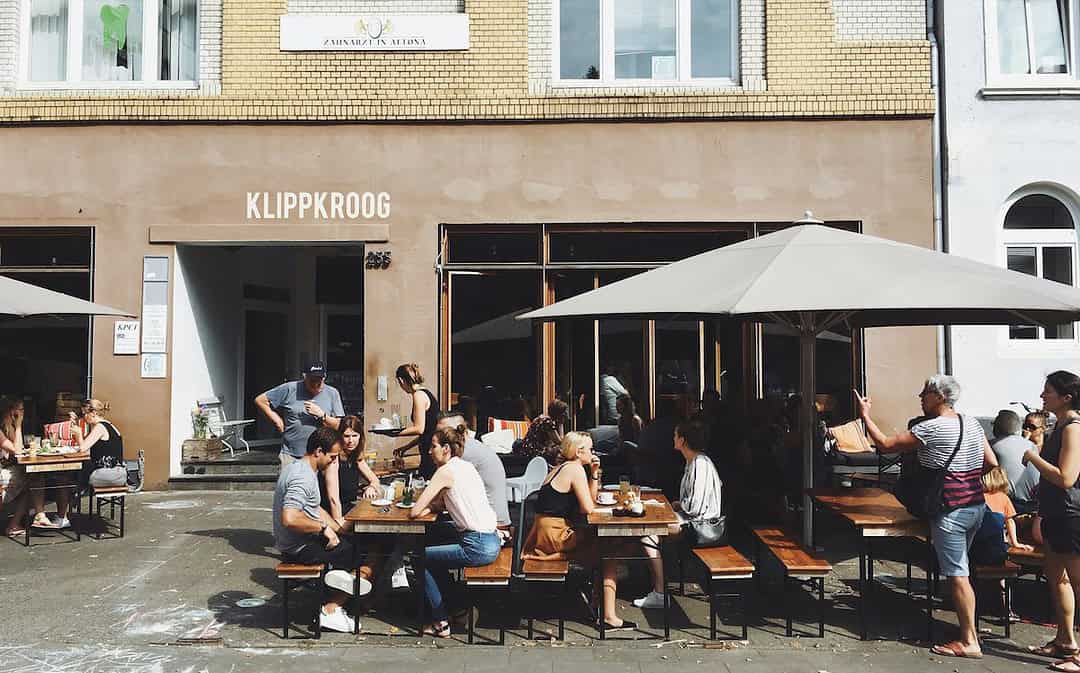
182;438;226;462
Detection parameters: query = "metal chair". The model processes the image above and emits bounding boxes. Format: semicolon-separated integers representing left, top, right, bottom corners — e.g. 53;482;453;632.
197;396;255;456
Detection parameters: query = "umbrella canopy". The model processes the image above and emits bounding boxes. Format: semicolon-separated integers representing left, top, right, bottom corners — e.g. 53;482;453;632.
520;224;1080;543
520;224;1080;328
0;275;133;318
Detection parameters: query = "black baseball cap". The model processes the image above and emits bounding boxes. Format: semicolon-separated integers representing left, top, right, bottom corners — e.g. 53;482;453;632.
303;361;327;378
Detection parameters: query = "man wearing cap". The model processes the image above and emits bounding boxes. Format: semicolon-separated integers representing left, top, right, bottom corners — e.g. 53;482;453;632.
255;361;345;468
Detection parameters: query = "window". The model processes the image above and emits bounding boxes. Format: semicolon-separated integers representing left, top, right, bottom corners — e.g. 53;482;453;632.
988;0;1079;84
22;0;198;85
555;0;739;85
1004;194;1078;340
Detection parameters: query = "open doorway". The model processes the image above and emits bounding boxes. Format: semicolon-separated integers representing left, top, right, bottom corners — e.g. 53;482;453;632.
171;245;363;466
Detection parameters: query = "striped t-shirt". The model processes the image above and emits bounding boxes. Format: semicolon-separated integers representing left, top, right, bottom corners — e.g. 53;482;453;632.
910;414;986;511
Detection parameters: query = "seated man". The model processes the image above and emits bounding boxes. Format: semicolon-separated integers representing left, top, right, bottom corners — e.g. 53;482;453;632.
273;426;371;633
990;409;1037;496
437;410;511;527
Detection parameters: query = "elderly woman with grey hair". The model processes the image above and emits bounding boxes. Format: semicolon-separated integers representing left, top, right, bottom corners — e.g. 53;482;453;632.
855;375;997;659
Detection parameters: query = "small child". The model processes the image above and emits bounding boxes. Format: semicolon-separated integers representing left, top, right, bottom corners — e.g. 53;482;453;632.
982;466;1033;551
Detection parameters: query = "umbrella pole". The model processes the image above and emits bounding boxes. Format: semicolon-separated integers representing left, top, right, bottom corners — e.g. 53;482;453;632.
799;319;817;546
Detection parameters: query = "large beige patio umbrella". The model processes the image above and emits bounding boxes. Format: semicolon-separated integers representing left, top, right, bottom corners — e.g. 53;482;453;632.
0;275;133;318
520;223;1080;542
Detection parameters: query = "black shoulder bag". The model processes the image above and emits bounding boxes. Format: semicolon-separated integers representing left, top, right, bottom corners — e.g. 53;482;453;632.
896;415;964;519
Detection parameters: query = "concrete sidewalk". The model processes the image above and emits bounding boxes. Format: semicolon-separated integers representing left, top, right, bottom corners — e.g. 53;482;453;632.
0;491;1052;672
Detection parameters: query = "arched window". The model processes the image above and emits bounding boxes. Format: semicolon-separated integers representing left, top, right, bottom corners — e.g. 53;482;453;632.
1004;193;1078;340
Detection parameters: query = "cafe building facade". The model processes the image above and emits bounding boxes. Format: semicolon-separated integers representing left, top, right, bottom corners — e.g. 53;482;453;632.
0;0;937;489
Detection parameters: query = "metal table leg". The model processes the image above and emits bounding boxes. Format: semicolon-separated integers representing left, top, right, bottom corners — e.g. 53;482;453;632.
414;535;426;636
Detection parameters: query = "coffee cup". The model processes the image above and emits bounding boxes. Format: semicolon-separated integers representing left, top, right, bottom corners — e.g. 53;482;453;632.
597;492;615;505
630;501;644;515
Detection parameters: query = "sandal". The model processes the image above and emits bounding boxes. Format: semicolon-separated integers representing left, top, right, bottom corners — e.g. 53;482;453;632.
31;516;58;529
1051;656;1080;673
930;641;982;659
5;528;25;537
422;621;450;638
1031;641;1080;659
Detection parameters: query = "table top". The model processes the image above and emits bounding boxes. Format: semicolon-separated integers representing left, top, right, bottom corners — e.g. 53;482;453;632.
587;493;679;529
16;451;90;465
807;487;919;528
344;498;438;526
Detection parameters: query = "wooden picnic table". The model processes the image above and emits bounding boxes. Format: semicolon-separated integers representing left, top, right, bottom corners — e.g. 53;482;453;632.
344;498;438;635
14;450;89;546
588;493;680;639
808;487;932;641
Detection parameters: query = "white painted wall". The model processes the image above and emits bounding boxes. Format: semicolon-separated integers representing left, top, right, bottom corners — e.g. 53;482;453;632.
943;1;1080;416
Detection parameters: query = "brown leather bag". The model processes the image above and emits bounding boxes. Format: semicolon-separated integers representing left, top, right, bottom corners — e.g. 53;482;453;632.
828;420;873;454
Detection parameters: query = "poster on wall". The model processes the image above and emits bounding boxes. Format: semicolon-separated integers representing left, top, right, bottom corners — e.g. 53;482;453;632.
141;258;169;353
141;353;167;379
113;320;141;355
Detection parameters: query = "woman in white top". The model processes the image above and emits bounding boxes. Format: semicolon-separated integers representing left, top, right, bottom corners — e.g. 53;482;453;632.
634;418;723;610
410;426;500;638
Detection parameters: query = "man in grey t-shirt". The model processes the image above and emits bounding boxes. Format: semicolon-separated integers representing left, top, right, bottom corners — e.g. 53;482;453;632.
990;409;1037;496
437;411;510;526
255;361;345;467
272;427;369;633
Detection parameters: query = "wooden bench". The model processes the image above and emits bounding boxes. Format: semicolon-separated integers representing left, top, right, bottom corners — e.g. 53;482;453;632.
518;557;571;641
752;527;832;638
972;560;1022;638
88;485;127;539
691;546;756;641
463;547;513;644
275;562;326;639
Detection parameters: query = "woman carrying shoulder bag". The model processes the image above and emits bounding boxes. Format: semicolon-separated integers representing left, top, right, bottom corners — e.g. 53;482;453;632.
856;375;996;660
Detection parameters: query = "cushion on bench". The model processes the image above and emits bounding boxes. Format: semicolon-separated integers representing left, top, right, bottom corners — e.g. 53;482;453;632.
753;527;832;576
464;547;513;584
692;546;755;578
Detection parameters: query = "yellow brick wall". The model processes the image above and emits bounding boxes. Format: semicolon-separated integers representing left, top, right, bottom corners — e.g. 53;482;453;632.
0;0;934;122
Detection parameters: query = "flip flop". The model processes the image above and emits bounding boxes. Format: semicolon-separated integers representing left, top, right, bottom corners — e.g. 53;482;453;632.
31;517;58;529
1031;641;1080;659
1050;656;1080;673
5;528;25;537
931;641;983;659
422;621;450;638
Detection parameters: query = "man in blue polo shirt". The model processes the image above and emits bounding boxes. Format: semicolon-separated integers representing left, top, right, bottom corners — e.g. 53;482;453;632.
255;361;345;468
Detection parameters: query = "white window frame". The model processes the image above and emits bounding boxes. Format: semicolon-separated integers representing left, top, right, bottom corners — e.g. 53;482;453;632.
17;0;199;89
984;0;1080;88
1003;238;1079;340
552;0;740;88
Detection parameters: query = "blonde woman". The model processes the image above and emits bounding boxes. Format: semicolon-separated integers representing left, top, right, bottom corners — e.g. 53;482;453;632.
1;397;30;536
521;431;635;631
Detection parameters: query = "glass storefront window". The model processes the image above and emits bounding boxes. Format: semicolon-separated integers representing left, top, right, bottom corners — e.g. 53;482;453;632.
549;229;746;263
552;271;598;429
449;272;541;432
447;230;541;264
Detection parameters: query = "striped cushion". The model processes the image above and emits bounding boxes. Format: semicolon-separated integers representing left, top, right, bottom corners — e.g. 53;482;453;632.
488;418;530;439
43;421;80;448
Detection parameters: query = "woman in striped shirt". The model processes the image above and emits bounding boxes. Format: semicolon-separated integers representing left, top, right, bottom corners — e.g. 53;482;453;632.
633;418;723;610
857;375;996;660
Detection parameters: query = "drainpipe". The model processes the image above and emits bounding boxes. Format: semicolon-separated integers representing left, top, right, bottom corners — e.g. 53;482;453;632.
928;0;951;375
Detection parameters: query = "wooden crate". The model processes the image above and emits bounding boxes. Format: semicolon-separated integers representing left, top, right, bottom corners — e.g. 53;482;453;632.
182;438;226;462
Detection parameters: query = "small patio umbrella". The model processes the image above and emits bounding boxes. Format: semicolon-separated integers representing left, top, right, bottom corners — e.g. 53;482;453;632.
0;275;133;318
520;221;1080;542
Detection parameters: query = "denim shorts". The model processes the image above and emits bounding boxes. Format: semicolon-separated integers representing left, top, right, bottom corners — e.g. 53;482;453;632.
930;503;985;577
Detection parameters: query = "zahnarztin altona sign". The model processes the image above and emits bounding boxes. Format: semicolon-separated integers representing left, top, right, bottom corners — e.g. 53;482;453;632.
280;14;469;51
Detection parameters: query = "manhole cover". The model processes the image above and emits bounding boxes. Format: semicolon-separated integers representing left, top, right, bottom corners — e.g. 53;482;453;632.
235;598;266;608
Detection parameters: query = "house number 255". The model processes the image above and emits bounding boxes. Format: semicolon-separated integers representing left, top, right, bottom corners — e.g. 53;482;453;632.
365;251;392;269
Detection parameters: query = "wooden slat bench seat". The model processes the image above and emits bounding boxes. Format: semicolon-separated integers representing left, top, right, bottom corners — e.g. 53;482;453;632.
973;560;1022;638
84;485;128;539
275;562;326;639
522;558;570;579
689;546;755;641
752;527;832;638
464;547;514;645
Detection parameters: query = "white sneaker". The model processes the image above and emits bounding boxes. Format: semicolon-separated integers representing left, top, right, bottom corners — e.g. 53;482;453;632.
632;591;666;609
319;607;357;634
391;566;410;590
325;569;372;597
49;515;71;530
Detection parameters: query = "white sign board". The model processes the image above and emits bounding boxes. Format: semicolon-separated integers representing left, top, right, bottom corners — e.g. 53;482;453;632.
280;14;470;51
113;320;141;355
141;353;167;379
141;305;168;353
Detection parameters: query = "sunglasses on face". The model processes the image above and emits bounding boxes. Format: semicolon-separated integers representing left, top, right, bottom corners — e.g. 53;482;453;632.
1023;424;1043;432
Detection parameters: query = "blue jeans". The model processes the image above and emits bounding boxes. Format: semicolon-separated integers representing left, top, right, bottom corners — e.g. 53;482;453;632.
931;503;985;578
423;530;501;621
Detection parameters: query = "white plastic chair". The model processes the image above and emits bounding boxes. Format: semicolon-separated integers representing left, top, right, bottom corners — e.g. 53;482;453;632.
506;456;549;504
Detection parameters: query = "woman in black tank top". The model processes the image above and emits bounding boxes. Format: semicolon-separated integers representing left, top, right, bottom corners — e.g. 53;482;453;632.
1022;371;1080;663
392;363;441;479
